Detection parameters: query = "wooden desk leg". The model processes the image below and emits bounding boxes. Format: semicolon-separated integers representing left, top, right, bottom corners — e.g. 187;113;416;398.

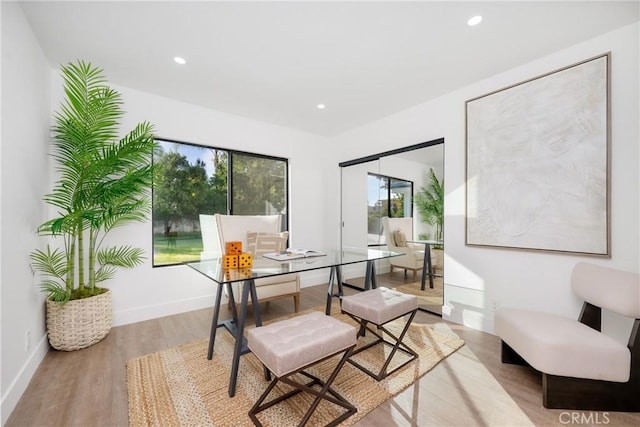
336;265;344;299
420;245;428;291
249;279;261;327
427;244;434;289
227;283;238;322
370;261;377;289
228;280;250;397
325;266;345;315
326;266;336;315
248;279;270;381
421;244;434;291
207;283;224;360
364;260;377;290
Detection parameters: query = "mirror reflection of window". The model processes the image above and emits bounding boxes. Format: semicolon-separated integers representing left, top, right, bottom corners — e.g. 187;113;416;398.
367;173;413;246
390;178;412;218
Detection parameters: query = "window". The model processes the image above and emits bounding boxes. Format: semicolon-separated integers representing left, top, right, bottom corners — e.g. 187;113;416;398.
367;173;413;246
152;139;288;266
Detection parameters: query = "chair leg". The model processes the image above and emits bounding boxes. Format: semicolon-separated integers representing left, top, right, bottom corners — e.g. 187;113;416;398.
412;269;416;281
501;340;528;365
543;373;640;411
293;293;300;313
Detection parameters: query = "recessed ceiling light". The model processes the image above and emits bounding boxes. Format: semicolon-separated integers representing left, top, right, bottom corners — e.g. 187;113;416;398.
316;104;326;109
174;57;186;65
467;15;482;26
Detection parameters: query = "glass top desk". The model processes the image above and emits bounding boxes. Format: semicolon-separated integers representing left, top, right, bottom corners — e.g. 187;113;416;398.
186;248;399;397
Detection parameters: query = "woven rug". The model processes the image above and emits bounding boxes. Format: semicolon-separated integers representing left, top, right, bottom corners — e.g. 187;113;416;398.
127;308;464;426
392;277;444;314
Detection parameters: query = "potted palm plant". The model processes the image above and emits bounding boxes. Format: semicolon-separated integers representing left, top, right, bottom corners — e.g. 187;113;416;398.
415;168;444;269
30;61;156;351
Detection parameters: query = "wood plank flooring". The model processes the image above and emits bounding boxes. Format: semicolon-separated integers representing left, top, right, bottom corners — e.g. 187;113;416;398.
6;283;639;426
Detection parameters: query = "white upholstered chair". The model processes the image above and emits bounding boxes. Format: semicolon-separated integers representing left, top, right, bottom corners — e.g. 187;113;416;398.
381;216;435;280
495;262;640;411
199;213;300;312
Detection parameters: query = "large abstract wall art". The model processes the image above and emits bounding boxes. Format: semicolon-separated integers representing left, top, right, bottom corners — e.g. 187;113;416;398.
465;53;610;256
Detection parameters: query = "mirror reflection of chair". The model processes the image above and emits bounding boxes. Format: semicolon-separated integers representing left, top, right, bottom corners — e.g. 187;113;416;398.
199;213;300;312
381;216;435;281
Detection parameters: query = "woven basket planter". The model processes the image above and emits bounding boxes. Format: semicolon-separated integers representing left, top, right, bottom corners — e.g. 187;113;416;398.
46;289;113;351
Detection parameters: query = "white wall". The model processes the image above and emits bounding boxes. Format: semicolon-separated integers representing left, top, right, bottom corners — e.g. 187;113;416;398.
0;2;52;423
328;22;640;341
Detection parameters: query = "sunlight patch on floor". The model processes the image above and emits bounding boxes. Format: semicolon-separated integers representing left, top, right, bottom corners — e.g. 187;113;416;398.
399;321;535;426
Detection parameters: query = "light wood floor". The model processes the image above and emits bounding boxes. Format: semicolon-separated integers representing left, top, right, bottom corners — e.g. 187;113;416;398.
7;283;639;426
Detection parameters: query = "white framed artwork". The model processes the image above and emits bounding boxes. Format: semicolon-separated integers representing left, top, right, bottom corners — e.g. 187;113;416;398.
465;53;610;256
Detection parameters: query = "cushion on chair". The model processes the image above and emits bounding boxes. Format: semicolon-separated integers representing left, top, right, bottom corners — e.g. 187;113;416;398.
246;231;289;256
571;262;640;318
495;308;631;382
393;230;407;247
342;287;418;325
248;312;356;377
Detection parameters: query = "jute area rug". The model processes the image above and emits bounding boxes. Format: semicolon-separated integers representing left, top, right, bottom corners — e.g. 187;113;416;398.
393;279;444;307
127;307;464;427
386;273;444;315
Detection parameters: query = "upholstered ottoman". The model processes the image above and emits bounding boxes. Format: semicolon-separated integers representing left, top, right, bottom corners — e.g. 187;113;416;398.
247;311;357;426
341;287;418;380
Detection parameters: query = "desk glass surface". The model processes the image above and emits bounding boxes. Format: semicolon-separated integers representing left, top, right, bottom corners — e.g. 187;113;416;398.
185;247;399;397
406;239;442;245
186;248;399;284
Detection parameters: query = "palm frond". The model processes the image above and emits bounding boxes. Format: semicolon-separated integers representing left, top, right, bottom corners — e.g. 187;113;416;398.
415;168;444;240
94;265;116;284
30;246;69;280
40;281;72;304
97;246;145;268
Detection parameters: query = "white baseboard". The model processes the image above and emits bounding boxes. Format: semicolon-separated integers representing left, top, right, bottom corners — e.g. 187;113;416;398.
114;269;338;327
113;266;368;326
442;282;491;333
113;294;215;326
298;269;333;288
1;334;49;425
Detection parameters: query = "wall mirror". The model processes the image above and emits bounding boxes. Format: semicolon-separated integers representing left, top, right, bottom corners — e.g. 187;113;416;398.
339;139;444;315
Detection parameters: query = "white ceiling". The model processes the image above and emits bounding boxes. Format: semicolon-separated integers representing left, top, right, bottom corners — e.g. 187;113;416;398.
19;1;639;137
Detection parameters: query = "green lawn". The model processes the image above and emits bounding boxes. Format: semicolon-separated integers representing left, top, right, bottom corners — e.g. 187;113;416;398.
153;232;203;265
